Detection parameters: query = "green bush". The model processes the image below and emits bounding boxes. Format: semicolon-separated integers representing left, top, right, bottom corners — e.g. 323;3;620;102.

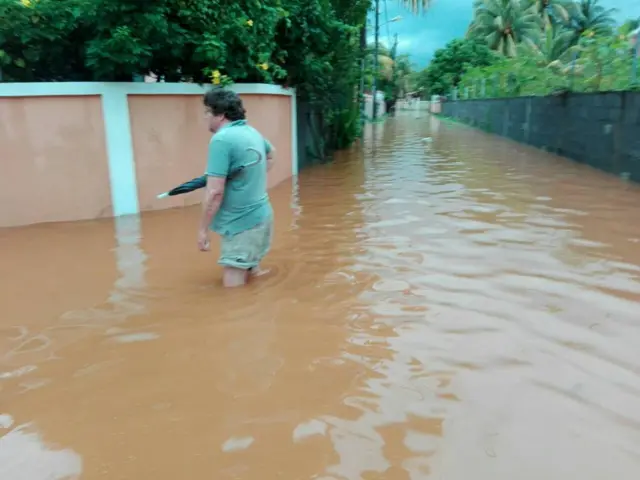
0;0;370;151
458;30;637;98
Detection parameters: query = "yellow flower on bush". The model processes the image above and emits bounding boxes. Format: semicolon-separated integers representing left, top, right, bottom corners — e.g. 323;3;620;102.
211;69;221;85
258;62;269;71
20;0;32;7
246;19;254;27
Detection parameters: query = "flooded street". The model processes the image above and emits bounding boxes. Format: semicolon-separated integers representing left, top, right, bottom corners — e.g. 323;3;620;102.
2;112;640;479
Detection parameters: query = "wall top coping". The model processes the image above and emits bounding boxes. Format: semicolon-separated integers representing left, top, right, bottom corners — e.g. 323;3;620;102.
0;82;294;98
447;91;640;103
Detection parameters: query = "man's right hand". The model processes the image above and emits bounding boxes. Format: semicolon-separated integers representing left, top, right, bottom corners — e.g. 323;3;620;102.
198;229;211;252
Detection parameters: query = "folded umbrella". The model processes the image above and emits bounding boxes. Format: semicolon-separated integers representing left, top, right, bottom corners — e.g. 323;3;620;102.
156;168;250;199
156;147;262;199
157;175;207;199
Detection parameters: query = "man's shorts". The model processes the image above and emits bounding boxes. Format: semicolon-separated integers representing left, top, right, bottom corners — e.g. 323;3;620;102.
218;219;273;270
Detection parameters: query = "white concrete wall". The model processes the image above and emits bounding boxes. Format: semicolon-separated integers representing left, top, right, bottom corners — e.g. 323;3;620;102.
364;94;386;118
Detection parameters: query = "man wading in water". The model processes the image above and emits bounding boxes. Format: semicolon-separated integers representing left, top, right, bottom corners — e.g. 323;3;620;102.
197;88;275;287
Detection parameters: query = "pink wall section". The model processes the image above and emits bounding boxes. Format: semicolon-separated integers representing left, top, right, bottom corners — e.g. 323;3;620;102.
0;89;294;228
128;94;212;212
242;94;292;191
129;93;293;213
0;96;112;227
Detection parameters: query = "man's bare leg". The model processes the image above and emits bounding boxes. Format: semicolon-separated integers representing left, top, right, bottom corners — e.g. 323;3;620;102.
222;267;250;288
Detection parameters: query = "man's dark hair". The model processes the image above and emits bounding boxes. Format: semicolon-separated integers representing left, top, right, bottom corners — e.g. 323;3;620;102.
203;88;246;121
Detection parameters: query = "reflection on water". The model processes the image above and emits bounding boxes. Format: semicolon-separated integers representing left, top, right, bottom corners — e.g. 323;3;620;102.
0;423;82;480
2;112;640;479
0;215;148;385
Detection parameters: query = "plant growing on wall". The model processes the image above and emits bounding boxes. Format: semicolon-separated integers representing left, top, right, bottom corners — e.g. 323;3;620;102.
574;30;634;92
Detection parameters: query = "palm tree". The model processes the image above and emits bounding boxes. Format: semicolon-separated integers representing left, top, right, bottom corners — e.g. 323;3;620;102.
367;43;411;82
529;0;572;29
619;17;640;36
397;0;432;15
519;23;577;66
393;54;413;94
367;43;394;79
365;0;433;116
468;0;542;57
377;55;395;80
567;0;617;40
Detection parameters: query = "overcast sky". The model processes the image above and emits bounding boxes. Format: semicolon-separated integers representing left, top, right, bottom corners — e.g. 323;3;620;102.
367;0;640;68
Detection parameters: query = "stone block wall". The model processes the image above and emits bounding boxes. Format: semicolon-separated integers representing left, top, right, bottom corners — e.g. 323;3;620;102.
441;92;640;182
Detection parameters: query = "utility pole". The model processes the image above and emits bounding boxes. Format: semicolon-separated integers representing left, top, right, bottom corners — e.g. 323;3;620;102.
372;0;380;120
359;58;366;130
392;33;398;84
359;22;366;131
391;33;398;113
632;29;639;86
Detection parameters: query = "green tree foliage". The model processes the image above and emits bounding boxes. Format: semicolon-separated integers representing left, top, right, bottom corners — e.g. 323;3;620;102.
379;47;413;105
415;38;498;95
397;0;431;15
466;0;618;55
468;0;542;57
0;0;370;151
0;0;92;81
566;0;617;40
419;0;632;98
522;23;577;65
619;17;640;36
393;54;413;95
0;0;317;84
361;40;414;114
530;0;572;28
459;28;637;97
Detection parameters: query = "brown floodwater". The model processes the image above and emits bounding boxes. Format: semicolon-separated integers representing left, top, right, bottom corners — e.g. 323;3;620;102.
2;112;640;479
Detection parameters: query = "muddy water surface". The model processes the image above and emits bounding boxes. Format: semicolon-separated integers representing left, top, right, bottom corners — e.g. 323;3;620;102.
2;113;640;479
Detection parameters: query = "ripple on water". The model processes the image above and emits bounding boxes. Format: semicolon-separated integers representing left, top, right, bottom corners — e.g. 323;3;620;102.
0;423;82;479
292;419;328;443
221;436;255;453
372;279;411;292
109;332;160;344
2;111;640;479
0;414;14;429
0;365;37;380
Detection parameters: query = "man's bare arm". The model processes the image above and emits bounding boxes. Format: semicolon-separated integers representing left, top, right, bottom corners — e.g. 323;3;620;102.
199;175;226;234
266;148;275;172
